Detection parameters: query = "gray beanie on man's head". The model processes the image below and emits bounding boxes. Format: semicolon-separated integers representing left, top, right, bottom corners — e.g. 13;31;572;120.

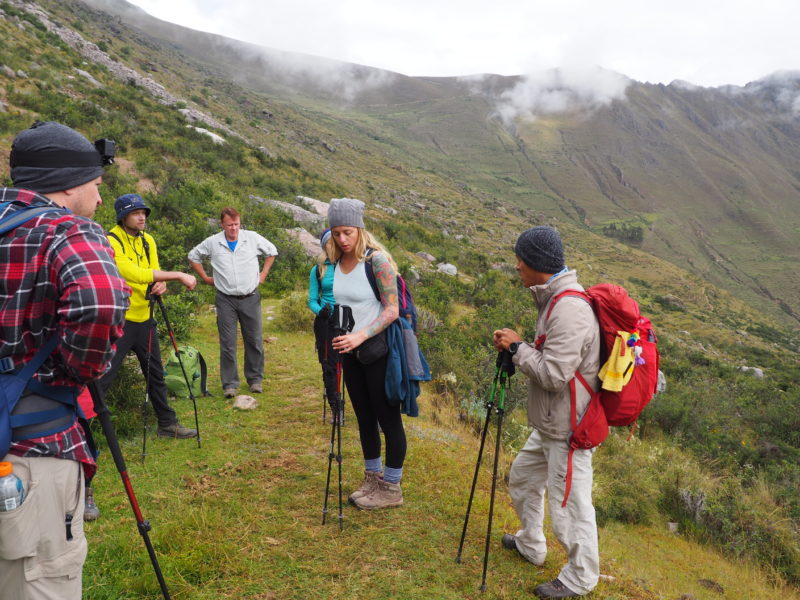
514;226;565;273
10;121;104;194
328;197;365;228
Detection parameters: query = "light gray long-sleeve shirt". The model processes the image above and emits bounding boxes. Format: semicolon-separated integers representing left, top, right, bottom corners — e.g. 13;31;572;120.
188;230;277;296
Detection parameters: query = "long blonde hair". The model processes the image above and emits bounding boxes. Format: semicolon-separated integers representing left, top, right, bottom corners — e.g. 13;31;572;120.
325;227;397;273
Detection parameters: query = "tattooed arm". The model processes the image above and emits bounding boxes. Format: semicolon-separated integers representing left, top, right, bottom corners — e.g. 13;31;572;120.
364;251;400;338
330;250;399;353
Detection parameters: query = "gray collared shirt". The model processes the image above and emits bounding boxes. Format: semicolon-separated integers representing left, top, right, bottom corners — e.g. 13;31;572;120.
188;229;278;296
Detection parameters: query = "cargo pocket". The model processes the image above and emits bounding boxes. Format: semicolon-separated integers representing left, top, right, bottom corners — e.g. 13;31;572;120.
24;533;86;584
0;479;40;561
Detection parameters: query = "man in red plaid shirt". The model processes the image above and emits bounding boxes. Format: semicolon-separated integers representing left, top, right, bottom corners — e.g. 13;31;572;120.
0;121;129;599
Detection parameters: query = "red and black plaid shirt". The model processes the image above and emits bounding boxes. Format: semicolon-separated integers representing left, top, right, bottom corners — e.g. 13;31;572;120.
1;188;130;470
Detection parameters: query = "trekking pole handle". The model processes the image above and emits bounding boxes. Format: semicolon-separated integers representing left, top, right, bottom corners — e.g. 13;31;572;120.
496;350;515;377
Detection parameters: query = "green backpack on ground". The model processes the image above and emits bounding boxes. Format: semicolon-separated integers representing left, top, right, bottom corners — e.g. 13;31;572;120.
164;345;209;398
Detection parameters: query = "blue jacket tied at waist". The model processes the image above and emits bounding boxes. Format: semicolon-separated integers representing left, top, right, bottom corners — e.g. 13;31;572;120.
384;318;431;417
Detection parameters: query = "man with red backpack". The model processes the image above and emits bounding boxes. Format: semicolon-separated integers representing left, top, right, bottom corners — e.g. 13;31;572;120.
493;226;600;599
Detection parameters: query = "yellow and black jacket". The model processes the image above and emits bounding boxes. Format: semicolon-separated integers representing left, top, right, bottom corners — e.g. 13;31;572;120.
107;224;159;323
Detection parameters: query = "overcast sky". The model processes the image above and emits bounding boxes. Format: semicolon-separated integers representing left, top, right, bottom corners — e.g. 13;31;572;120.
126;0;799;87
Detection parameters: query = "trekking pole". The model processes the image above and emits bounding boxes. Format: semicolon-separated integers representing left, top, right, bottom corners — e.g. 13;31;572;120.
455;350;514;592
141;290;156;463
87;379;172;600
153;295;201;448
456;361;500;564
479;350;514;591
322;305;354;530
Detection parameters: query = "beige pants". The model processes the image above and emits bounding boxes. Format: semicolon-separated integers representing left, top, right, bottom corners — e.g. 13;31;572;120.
508;429;599;595
0;455;86;600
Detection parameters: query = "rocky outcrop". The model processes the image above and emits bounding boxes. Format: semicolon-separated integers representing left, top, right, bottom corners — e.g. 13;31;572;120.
285;227;322;257
253;196;324;224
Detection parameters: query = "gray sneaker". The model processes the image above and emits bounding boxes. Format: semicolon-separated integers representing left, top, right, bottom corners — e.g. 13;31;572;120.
157;423;197;439
84;486;100;522
223;388;237;398
249;382;263;393
348;470;382;504
353;479;403;510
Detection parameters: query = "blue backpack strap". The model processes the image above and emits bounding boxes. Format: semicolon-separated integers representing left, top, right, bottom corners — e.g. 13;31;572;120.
0;204;67;235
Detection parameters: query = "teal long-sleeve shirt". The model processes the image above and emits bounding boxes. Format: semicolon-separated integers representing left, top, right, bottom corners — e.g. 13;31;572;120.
308;261;335;315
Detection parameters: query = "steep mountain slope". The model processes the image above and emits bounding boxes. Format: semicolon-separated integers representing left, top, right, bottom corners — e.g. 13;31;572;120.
74;0;800;327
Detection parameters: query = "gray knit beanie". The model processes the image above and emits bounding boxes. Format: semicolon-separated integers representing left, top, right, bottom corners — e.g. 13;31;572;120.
10;121;105;194
514;226;565;273
328;198;365;228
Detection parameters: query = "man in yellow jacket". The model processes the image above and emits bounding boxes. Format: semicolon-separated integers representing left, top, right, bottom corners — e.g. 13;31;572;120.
97;194;198;441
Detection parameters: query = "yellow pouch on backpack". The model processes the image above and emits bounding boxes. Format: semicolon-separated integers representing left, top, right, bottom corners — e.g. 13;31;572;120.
598;331;635;392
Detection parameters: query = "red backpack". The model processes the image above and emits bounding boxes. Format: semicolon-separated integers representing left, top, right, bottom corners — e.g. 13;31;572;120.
541;283;660;506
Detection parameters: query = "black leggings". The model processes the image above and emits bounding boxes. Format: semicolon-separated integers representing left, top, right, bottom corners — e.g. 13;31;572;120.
342;353;406;469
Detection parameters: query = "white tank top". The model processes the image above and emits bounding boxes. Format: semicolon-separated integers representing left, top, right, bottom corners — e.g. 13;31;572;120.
333;261;381;333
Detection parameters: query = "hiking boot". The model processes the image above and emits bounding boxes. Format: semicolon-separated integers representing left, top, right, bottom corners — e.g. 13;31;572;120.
84;486;100;522
223;388;237;398
157;423;197;439
501;533;544;566
249;382;263;393
348;470;382;504
533;579;580;599
353;479;403;510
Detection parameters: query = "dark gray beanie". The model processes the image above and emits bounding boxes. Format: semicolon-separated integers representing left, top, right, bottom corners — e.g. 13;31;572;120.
328;198;365;228
514;226;565;273
10;121;104;194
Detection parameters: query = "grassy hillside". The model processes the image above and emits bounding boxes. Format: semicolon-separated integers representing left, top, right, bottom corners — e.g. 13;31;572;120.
85;301;800;600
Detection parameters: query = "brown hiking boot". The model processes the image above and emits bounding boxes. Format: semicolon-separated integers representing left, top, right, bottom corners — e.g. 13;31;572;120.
353;479;403;510
348;470;382;505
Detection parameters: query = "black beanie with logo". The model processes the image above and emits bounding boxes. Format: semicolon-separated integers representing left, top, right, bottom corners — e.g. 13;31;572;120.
10;121;104;194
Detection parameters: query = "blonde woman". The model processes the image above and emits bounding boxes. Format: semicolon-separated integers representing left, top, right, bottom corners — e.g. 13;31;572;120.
327;198;406;509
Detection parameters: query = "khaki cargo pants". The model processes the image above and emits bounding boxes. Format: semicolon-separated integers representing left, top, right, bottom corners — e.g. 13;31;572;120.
508;429;599;596
0;455;86;600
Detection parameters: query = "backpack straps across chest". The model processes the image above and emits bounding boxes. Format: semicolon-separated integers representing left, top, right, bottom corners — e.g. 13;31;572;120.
107;230;151;265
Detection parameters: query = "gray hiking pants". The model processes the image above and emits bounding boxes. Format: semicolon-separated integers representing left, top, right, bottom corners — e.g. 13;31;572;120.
215;290;264;390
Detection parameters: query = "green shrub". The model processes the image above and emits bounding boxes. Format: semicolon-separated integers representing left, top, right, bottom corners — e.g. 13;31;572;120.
274;291;314;332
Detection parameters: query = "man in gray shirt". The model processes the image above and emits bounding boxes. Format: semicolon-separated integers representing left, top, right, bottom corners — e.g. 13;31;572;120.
188;207;278;397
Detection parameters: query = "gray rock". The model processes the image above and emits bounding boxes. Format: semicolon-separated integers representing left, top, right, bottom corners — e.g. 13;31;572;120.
437;263;458;276
74;68;101;87
233;395;258;410
374;203;398;216
1;65;16;78
656;369;667;393
187;126;225;145
737;366;764;379
406;267;421;283
416;251;436;262
0;99;6;113
15;69;27;78
284;227;322;257
253;196;324;224
296;196;329;217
